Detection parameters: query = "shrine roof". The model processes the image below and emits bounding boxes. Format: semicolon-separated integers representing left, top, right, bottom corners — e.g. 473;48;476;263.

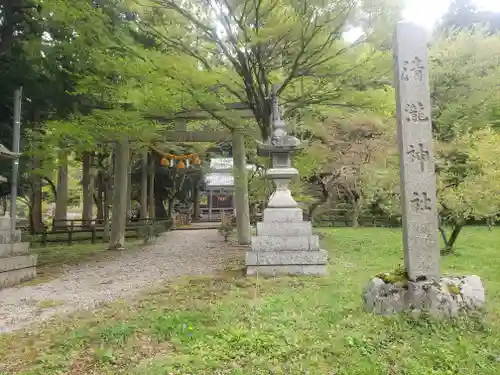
209;157;233;171
204;157;256;190
209;157;256;172
204;173;234;190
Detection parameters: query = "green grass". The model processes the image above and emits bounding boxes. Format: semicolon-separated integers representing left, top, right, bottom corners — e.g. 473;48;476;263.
2;227;500;374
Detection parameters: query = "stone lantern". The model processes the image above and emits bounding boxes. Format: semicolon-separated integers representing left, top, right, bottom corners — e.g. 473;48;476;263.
245;86;328;276
0;144;37;288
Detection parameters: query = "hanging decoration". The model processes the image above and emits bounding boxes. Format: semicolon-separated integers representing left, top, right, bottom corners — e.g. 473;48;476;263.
158;152;202;169
150;144;202;170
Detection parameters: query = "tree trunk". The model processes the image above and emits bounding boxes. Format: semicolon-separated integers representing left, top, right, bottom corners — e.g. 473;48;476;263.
126;153;132;222
193;184;200;221
305;176;329;221
487;216;493;231
351;197;363;228
30;178;43;233
447;225;463;252
30;119;43;234
102;177;111;240
232;129;251;245
140;150;148;219
440;223;464;255
154;180;167;218
96;171;105;221
148;152;155;220
103;152;114;240
54;151;69;229
109;138;129;249
82;151;94;226
306;196;327;221
167;198;174;219
43;177;57;200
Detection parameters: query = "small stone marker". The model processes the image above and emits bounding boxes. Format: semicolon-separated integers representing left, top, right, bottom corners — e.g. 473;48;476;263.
394;22;439;282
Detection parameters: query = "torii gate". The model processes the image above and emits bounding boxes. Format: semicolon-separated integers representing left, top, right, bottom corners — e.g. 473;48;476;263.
149;102;255;245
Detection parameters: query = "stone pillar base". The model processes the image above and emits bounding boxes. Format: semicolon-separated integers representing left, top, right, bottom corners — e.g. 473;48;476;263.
245;207;327;276
363;275;485;317
0;216;37;289
247;264;327;277
0;253;38;288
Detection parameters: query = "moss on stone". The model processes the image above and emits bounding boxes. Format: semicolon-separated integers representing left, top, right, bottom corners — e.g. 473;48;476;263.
447;283;461;295
376;265;409;287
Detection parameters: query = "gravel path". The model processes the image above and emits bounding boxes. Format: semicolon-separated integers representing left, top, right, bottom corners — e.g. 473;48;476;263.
0;229;232;333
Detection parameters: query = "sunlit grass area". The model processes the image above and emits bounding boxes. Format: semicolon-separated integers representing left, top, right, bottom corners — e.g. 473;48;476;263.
2;227;500;374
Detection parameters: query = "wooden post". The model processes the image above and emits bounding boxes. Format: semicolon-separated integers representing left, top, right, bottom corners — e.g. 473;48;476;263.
232;128;251;245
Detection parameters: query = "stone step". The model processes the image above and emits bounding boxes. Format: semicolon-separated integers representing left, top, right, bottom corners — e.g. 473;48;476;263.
0;242;30;258
0;267;37;289
256;221;312;236
0;229;22;244
246;249;327;266
251;235;319;251
0;254;38;273
246;264;327;277
263;208;303;222
0;216;11;230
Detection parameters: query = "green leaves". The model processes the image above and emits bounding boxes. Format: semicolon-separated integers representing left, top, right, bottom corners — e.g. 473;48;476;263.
430;28;500;141
438;128;500;223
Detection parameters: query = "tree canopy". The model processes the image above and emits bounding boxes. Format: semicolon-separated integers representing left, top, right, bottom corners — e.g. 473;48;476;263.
1;0;499;252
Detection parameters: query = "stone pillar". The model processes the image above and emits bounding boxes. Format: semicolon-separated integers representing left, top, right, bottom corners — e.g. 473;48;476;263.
245;85;327;276
362;22;485;317
394;22;440;282
232;128;251;245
